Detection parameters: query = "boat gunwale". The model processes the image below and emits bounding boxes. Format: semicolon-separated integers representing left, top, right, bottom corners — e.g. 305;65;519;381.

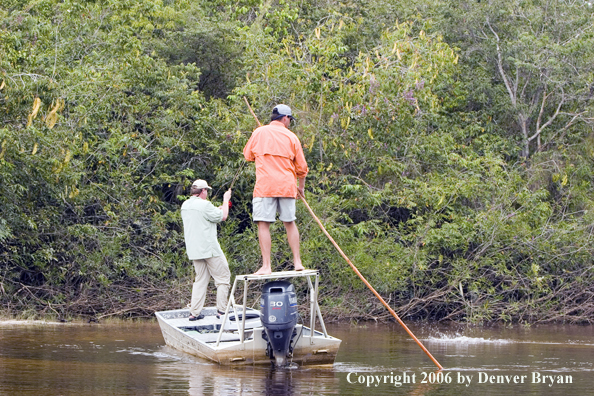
155;269;341;365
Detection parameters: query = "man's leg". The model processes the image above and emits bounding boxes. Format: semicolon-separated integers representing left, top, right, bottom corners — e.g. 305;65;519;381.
283;221;305;271
190;259;210;317
206;255;231;314
254;221;273;275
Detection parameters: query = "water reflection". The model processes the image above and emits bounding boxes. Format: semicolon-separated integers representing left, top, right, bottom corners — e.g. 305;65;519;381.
261;368;294;396
184;365;298;396
1;321;593;395
160;348;339;396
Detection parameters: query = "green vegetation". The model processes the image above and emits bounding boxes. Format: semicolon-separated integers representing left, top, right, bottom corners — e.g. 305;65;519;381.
1;0;593;323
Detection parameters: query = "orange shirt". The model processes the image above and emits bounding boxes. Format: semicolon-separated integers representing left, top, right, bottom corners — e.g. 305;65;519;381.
243;121;309;198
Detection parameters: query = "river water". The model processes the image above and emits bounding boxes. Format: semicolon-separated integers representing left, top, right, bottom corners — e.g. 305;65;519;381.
0;320;592;395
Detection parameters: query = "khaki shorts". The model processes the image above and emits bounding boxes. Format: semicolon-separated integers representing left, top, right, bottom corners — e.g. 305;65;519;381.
252;197;296;222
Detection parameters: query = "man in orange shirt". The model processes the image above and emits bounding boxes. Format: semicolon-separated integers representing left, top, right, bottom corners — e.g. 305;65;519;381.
243;104;309;275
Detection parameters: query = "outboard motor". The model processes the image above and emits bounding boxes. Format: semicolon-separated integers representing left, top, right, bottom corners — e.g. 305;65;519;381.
260;281;298;367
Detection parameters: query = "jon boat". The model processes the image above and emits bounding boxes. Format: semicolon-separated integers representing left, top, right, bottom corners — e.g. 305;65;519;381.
155;269;341;367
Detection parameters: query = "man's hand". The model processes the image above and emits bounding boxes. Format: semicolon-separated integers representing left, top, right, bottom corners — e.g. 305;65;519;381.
297;177;305;199
297;186;304;199
221;189;232;221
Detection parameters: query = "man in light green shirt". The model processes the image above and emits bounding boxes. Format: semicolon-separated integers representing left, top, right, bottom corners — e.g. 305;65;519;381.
181;179;232;321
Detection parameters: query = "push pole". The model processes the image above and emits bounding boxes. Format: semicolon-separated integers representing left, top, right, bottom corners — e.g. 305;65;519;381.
244;96;261;127
298;193;444;370
227;97;261;191
239;98;443;368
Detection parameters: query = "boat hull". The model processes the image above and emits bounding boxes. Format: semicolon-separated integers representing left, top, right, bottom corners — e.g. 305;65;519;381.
156;308;341;366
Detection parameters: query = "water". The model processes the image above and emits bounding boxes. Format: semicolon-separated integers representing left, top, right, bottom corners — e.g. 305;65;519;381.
0;320;592;395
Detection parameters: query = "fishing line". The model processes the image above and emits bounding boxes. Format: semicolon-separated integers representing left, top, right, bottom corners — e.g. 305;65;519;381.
228;97;261;190
212;97;260;200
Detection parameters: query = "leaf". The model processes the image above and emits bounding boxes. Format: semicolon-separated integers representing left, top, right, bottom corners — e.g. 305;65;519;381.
45;98;62;129
27;97;42;127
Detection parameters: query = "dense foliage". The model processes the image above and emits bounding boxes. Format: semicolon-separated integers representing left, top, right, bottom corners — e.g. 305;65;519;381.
1;0;593;323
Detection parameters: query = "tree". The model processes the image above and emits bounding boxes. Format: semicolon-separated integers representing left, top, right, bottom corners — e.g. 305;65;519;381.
437;0;594;157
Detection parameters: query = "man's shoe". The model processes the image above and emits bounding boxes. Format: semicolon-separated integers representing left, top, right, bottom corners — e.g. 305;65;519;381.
189;314;204;321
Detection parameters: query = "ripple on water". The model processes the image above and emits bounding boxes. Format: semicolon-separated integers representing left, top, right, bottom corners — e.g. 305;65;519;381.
425;334;514;344
425;333;594;347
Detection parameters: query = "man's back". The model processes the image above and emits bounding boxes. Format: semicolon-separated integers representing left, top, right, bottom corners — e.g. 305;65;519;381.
243;120;308;198
181;196;223;260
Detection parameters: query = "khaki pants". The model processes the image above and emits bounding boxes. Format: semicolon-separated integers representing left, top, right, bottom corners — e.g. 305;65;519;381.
190;255;231;316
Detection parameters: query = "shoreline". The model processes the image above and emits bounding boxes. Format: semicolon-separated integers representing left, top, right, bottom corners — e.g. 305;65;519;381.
0;315;158;325
0;319;68;326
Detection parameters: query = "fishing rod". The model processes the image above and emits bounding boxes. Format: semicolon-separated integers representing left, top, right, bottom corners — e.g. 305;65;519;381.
242;97;443;369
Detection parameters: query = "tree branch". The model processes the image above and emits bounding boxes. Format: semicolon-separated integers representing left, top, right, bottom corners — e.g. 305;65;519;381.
485;19;516;107
528;86;565;143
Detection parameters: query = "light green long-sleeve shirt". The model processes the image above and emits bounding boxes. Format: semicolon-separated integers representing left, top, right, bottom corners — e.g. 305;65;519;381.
181;196;224;260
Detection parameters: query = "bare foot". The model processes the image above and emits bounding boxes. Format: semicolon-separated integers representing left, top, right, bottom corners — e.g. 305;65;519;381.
294;262;305;271
253;267;272;276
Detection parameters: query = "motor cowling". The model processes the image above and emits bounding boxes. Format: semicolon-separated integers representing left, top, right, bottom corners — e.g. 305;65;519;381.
260;281;298;367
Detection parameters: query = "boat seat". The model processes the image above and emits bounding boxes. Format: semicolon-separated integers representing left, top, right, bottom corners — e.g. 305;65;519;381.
181;330;253;343
181;324;221;332
227;312;260;321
